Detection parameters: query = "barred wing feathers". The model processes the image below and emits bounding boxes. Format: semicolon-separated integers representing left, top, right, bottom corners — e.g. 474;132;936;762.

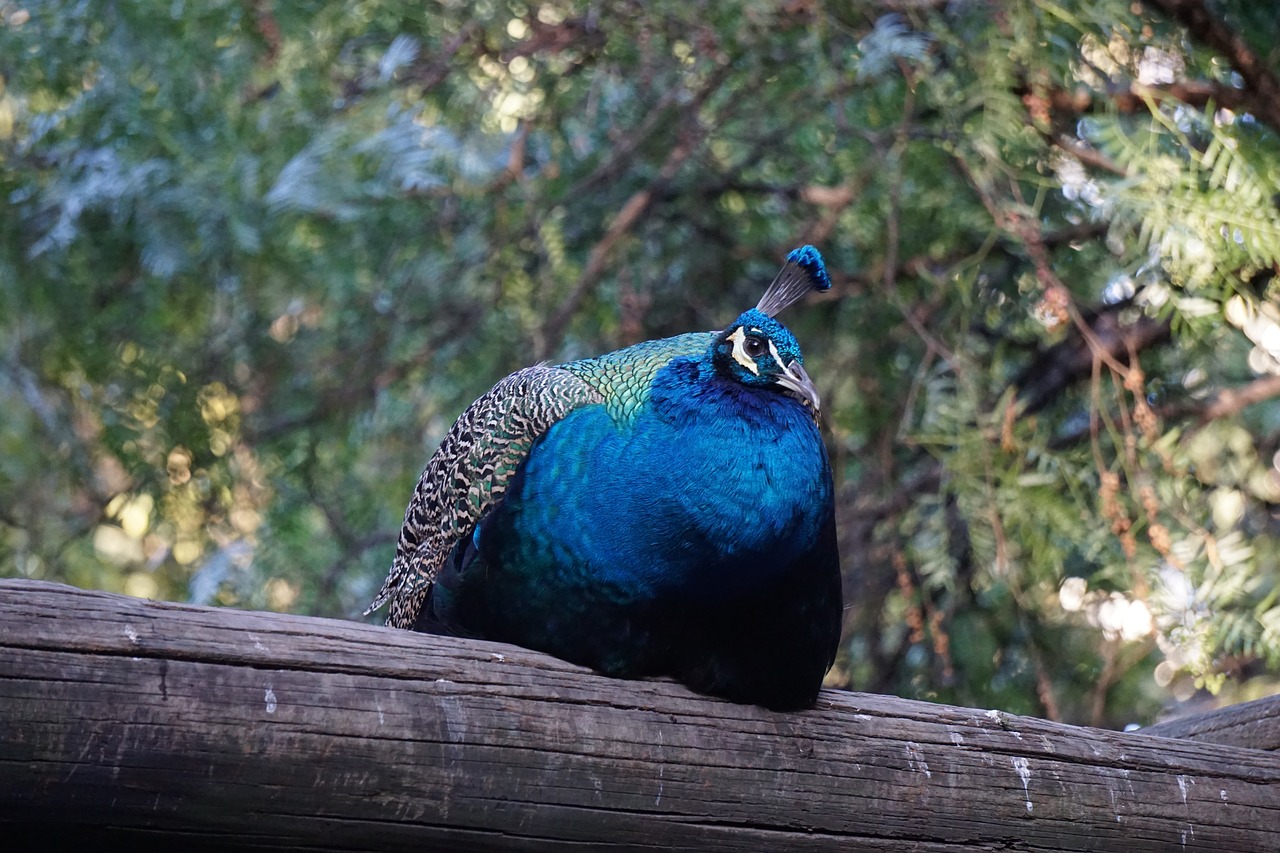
370;365;603;628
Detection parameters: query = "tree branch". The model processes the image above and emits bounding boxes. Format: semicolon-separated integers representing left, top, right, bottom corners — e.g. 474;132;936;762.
537;65;732;359
1014;307;1172;416
4;580;1280;852
536;139;698;360
1146;0;1280;131
1027;79;1254;125
1042;366;1280;450
1194;373;1280;424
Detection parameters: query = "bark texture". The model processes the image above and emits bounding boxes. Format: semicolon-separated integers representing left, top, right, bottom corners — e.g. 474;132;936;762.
1;580;1277;852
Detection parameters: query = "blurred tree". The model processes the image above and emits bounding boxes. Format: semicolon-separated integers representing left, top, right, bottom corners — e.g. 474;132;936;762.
2;0;1279;727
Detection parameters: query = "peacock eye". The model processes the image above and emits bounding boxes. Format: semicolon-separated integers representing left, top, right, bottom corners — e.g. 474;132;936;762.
744;335;767;358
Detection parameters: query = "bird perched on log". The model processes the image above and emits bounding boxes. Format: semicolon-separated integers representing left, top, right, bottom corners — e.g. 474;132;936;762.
368;246;841;711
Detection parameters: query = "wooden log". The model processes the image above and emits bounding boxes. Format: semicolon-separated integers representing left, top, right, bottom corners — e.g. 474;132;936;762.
1143;694;1280;751
0;579;1277;852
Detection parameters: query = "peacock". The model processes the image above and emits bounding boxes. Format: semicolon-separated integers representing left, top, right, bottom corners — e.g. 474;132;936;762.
368;246;842;711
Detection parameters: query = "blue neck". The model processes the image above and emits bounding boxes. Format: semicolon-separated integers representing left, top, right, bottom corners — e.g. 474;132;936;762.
592;355;831;598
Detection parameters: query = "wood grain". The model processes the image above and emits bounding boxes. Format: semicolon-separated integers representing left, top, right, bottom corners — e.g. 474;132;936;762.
1143;694;1280;751
1;580;1277;851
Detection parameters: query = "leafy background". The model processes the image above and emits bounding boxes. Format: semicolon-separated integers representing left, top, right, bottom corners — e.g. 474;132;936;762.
4;0;1280;728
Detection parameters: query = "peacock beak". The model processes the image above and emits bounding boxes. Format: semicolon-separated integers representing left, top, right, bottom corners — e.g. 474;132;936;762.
776;360;821;413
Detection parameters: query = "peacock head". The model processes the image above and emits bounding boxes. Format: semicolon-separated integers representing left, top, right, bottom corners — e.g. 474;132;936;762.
713;311;819;411
711;245;831;412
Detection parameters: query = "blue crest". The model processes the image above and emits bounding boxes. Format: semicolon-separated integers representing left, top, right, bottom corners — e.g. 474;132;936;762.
755;245;831;318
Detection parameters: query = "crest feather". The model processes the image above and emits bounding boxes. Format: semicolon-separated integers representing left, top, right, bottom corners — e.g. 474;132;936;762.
755;245;831;318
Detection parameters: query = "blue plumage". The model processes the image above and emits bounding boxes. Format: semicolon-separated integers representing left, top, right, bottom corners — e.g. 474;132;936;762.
371;246;841;710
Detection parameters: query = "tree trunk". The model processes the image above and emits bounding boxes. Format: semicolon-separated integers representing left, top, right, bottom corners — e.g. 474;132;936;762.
1;580;1277;852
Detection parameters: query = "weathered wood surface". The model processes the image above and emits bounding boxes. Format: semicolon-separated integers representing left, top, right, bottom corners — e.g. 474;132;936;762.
1;579;1277;852
1143;694;1280;751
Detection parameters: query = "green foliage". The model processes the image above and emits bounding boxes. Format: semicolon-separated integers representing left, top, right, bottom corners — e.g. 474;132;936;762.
4;0;1280;725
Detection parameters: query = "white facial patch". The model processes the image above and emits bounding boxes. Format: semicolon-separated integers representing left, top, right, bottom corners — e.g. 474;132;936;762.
727;327;760;375
767;339;784;366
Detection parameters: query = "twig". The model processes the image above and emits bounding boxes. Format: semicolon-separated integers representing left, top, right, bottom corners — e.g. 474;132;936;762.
1146;0;1280;131
1090;639;1120;727
1029;79;1253;125
565;85;688;198
1196;373;1280;424
1053;135;1128;178
537;64;731;359
537;137;697;360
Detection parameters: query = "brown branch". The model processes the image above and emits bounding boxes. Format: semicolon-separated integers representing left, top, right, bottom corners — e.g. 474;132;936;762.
500;15;606;61
398;22;482;92
955;153;1149;389
564;85;690;198
799;182;857;208
8;580;1280;851
1054;135;1129;177
1032;647;1063;723
1031;80;1253;123
1045;363;1280;449
1090;639;1122;728
536;65;731;359
1146;0;1280;131
802;180;862;247
1016;309;1172;417
1196;373;1280;423
536;139;697;360
251;0;282;64
1131;373;1280;435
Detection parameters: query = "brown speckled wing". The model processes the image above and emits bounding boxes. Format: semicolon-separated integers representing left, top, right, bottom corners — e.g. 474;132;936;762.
368;365;602;628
